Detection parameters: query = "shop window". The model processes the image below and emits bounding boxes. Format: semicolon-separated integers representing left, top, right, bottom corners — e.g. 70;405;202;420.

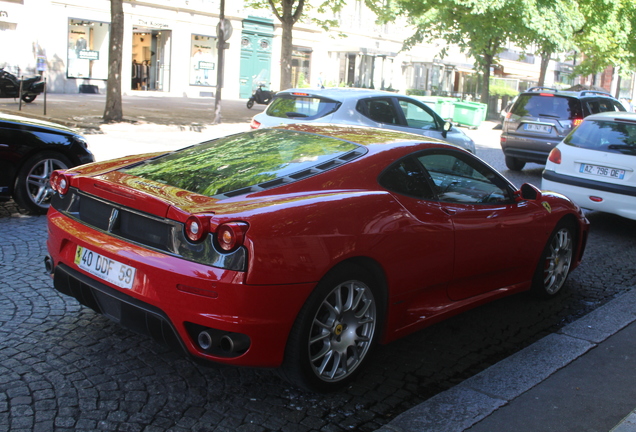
190;34;217;87
67;18;109;80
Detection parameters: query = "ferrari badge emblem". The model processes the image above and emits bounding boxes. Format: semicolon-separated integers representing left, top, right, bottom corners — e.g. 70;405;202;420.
542;202;552;213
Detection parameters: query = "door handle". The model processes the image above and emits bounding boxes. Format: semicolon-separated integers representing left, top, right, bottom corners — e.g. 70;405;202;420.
441;207;457;216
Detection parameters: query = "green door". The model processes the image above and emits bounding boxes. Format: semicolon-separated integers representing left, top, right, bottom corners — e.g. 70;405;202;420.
239;17;274;99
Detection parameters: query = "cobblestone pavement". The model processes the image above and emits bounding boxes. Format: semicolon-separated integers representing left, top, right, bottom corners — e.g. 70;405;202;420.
2;156;636;431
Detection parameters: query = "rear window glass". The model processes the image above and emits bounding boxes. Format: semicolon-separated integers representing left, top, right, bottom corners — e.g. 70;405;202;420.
565;119;636;155
265;94;340;120
512;95;582;119
583;99;625;115
120;129;360;196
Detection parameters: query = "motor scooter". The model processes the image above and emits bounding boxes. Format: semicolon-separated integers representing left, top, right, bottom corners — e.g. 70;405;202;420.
0;68;45;103
246;84;276;109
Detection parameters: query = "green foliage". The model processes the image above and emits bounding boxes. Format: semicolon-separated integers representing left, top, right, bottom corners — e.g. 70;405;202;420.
489;84;518;97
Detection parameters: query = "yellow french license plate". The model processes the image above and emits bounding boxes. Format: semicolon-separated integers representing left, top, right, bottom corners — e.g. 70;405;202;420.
74;246;136;289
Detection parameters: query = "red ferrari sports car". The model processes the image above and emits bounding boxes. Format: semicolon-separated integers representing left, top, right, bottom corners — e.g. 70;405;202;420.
45;124;589;391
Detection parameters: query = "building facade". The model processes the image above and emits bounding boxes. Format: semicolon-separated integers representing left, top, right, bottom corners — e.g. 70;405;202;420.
1;0;629;101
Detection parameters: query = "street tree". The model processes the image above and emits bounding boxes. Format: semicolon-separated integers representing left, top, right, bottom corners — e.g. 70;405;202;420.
525;0;584;86
383;0;532;104
103;0;124;123
246;0;348;91
571;0;636;78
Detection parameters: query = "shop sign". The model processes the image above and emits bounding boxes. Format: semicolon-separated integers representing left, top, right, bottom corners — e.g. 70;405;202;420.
198;61;215;70
78;50;100;60
135;18;169;29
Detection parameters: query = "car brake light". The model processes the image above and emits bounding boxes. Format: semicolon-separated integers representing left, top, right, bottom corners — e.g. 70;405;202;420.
185;215;211;243
216;222;248;252
548;148;562;164
291;92;309;96
589;196;603;202
573;118;583;127
250;119;261;129
539;93;554;97
51;171;71;195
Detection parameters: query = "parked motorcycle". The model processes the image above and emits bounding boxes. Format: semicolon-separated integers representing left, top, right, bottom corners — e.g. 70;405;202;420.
0;68;45;103
246;84;276;109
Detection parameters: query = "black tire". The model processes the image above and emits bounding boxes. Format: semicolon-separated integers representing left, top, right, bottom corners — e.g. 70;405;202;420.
280;264;383;392
531;221;575;298
246;99;254;109
505;155;526;171
13;152;71;215
21;94;37;103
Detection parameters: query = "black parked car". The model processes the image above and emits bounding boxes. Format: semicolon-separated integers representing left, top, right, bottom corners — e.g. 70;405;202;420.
0;113;94;214
500;87;625;171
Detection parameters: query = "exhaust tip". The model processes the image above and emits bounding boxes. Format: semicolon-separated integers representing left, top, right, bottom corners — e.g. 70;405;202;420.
44;255;54;274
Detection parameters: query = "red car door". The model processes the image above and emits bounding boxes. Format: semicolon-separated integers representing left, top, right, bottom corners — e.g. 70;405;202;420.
415;150;546;301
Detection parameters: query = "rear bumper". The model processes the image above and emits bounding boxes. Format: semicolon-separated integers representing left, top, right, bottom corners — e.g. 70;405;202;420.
47;209;316;367
542;170;636;220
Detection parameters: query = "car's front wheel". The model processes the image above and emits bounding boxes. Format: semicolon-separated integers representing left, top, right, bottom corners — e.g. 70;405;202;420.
505;155;526;171
14;151;70;214
280;264;382;392
531;221;575;298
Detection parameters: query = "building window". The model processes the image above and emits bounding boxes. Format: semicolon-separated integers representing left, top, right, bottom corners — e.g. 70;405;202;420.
190;34;217;86
67;18;109;79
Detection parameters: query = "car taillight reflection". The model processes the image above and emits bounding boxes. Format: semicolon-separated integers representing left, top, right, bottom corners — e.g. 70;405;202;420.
548;148;562;164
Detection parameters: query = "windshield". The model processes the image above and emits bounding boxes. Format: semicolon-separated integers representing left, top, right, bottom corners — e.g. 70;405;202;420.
121;129;360;196
564;119;636;155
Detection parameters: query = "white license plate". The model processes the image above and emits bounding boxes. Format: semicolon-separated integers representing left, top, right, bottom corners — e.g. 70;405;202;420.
74;246;136;289
580;163;625;180
524;123;552;133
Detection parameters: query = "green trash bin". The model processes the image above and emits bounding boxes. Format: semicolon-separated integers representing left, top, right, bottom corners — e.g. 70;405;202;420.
411;96;458;119
452;101;487;128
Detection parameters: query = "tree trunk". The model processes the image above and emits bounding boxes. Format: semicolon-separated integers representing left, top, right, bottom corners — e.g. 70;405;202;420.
480;52;493;104
103;0;124;123
279;18;294;90
538;51;550;87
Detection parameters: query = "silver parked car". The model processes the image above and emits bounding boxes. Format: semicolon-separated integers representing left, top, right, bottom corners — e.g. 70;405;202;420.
250;88;476;153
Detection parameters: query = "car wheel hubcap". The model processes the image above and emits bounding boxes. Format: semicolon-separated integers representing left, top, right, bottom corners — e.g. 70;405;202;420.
27;159;68;208
308;280;376;382
543;228;573;295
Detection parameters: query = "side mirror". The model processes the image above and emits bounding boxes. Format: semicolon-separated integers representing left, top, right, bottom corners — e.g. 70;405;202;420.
518;183;542;201
442;121;452;138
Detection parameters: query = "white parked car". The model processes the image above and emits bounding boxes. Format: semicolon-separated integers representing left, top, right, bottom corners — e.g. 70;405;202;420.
250;88;476;153
542;111;636;220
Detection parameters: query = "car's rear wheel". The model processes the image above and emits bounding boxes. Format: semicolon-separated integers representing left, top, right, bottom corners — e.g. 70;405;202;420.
14;151;70;215
505;155;526;171
531;221;574;298
280;264;382;392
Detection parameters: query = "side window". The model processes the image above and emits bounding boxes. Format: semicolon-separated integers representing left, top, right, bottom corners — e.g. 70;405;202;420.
417;152;512;204
586;100;601;114
357;98;399;125
398;100;438;130
379;157;435;199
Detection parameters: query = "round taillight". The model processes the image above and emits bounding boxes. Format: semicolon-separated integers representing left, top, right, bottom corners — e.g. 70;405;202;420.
548;148;562;164
185;215;210;243
249;119;261;129
54;172;71;195
216;222;248;252
50;171;60;191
